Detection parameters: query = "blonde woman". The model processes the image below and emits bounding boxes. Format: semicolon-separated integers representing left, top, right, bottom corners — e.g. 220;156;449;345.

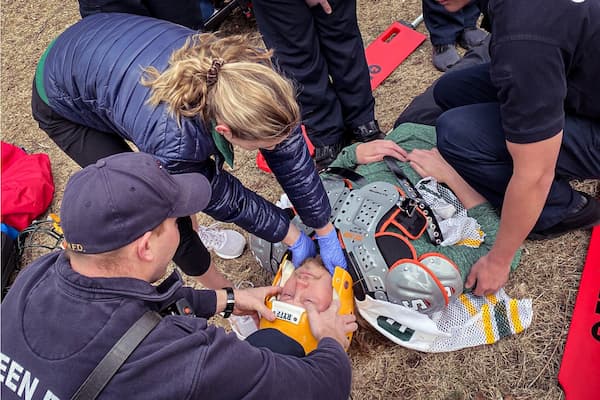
32;13;346;288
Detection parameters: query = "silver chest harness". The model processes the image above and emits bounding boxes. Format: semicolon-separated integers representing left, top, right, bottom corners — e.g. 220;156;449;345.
250;165;463;315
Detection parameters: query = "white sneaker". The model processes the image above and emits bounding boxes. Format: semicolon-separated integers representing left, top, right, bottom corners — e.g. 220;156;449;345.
228;314;258;340
198;223;246;259
228;281;259;339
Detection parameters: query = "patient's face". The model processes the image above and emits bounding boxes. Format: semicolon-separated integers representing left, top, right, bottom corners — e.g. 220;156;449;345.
279;259;333;312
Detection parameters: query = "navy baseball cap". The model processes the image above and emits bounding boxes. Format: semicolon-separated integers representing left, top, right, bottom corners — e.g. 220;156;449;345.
60;152;212;254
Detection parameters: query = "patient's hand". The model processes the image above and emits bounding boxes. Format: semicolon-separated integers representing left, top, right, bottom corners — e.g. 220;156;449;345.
305;299;357;349
356;140;407;164
407;148;457;183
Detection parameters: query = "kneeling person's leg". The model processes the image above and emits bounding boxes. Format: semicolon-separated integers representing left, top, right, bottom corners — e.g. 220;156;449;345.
436;102;511;209
174;216;232;288
529;114;600;237
433;63;497;111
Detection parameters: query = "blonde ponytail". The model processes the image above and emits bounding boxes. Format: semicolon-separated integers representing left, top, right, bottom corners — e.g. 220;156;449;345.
142;32;300;141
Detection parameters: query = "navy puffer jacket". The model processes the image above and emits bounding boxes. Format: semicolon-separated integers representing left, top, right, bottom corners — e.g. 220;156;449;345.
40;13;330;242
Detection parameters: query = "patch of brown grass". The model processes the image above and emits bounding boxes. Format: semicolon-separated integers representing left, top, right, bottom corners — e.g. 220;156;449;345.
2;1;597;399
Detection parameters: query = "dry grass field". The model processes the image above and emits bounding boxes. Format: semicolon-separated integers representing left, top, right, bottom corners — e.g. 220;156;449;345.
2;1;597;399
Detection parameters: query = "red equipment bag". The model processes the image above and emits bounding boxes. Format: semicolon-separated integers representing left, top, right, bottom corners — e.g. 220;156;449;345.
1;141;55;231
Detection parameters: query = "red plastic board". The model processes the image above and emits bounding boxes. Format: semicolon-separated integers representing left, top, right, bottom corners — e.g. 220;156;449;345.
366;21;426;90
558;224;600;400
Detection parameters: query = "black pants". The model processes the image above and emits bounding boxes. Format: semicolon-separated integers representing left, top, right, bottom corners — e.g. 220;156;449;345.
78;0;206;30
394;36;491;128
32;80;211;276
252;0;375;147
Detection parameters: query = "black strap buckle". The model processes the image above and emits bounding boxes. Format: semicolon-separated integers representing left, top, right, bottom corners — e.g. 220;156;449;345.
319;166;369;187
161;298;195;317
399;197;419;218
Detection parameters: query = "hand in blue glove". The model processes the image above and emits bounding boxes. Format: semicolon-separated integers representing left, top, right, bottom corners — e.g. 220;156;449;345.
315;229;347;274
289;231;317;268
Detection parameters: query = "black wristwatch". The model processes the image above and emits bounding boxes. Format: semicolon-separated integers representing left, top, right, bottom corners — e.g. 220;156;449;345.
221;287;235;318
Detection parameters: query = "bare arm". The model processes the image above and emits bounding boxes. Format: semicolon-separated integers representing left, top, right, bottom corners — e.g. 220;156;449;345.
466;132;562;295
407;148;485;209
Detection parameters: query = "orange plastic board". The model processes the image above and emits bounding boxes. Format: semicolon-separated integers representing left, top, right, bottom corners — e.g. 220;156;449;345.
558;224;600;400
366;21;426;90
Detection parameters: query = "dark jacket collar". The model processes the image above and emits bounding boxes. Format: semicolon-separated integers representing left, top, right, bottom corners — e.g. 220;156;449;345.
55;251;183;302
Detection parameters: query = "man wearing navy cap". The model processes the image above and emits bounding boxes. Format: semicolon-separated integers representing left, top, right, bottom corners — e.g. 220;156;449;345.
432;0;600;296
0;152;356;399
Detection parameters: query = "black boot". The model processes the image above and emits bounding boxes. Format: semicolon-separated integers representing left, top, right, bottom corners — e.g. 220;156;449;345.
528;192;600;240
314;142;343;171
352;120;385;142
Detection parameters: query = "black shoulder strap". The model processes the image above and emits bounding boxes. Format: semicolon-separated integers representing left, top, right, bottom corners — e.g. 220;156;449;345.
71;311;162;400
383;156;444;245
320;166;368;187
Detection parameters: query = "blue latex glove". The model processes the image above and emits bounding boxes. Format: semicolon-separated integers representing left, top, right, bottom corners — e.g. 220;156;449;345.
315;229;347;274
289;231;317;267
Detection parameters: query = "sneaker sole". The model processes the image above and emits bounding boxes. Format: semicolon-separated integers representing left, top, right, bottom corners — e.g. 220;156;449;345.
215;249;245;259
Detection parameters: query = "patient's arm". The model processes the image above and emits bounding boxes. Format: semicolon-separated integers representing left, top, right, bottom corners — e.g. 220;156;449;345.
407;148;486;209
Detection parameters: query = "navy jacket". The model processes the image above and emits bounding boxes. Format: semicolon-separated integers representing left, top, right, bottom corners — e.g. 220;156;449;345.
0;252;351;399
40;13;330;242
479;0;600;143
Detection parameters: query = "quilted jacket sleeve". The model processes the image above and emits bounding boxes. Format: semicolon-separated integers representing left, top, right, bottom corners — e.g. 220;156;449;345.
260;126;331;230
203;166;291;243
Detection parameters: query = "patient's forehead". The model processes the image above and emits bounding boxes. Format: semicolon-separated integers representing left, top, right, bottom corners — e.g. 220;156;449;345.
299;258;326;270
